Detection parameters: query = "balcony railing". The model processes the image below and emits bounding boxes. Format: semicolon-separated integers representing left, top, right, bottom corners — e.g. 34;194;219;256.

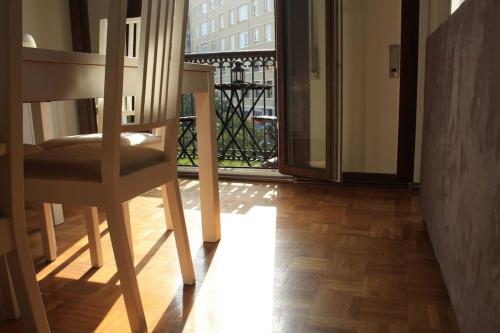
179;50;277;169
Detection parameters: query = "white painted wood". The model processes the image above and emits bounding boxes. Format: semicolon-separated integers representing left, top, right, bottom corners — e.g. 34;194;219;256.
22;103;35;144
161;185;173;230
31;102;53;144
122;202;134;261
22;48;214;100
20;0;201;329
164;123;195;283
20;13;220;246
83;207;103;268
105;201;146;332
31;101;66;226
37;203;57;262
99;18;108;55
0;1;50;330
195;75;221;242
50;205;65;226
0;256;20;320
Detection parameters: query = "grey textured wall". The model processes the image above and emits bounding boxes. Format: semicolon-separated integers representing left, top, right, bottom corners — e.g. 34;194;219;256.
421;0;500;332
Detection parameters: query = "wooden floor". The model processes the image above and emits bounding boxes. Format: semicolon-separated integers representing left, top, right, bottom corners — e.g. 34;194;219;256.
0;180;458;333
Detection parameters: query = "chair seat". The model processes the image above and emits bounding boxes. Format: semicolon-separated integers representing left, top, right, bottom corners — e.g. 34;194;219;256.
39;132;162;150
25;143;166;182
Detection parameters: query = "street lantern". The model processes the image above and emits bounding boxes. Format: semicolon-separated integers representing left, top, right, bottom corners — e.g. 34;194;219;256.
231;60;245;83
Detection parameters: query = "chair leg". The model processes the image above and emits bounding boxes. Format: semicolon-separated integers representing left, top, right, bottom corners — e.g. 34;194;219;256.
37;203;57;262
105;201;147;333
164;180;195;285
0;255;20;319
83;207;103;268
161;185;173;231
122;201;134;261
6;246;50;332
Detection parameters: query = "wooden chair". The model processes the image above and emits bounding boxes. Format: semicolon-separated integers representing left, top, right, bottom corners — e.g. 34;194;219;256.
33;14;176;269
23;0;193;330
0;1;50;331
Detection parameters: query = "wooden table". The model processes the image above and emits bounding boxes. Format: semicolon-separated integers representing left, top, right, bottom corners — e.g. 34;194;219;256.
22;47;221;243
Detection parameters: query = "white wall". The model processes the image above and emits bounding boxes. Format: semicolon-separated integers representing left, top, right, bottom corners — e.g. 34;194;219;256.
413;0;450;182
342;0;401;174
22;0;79;143
88;0;108;53
340;0;450;181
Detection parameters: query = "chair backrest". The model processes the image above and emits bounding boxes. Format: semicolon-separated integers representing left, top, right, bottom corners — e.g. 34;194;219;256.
101;0;188;181
135;0;188;129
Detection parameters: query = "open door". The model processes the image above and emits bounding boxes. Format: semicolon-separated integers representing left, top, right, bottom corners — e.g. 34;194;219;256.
276;0;339;180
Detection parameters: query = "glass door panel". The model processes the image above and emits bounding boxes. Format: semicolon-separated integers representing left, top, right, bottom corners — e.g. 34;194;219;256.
277;0;332;179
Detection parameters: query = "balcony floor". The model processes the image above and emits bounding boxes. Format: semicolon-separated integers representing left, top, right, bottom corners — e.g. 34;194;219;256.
0;180;458;332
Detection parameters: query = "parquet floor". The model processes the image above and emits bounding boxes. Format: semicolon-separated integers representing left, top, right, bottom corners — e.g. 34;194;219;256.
0;180;458;332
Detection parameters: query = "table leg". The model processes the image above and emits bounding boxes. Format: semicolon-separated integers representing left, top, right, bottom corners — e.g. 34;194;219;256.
194;73;221;242
51;204;65;226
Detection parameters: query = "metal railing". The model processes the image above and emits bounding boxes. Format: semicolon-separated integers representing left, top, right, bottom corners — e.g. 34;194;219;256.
178;50;278;169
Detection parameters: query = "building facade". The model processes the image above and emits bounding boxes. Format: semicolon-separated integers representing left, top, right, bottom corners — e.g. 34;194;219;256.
188;0;275;53
187;0;276;118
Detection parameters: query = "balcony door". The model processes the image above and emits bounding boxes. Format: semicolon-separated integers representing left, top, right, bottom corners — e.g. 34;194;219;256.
276;0;339;180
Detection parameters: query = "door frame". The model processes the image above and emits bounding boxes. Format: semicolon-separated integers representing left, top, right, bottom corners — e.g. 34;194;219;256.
342;0;420;185
276;0;339;180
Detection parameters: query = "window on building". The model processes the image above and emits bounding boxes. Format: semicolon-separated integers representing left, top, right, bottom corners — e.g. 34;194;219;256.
230;10;236;25
239;31;249;48
264;0;272;13
253;29;259;43
201;2;208;14
196;25;200;38
220;38;225;51
201;43;209;52
266;80;273;97
209;0;215;10
201;22;208;36
253;0;259;16
238;4;249;22
230;35;236;50
210;40;216;51
210;18;216;33
219;14;225;29
265;23;272;41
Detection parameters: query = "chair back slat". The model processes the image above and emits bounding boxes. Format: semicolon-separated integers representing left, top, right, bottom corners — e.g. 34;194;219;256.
134;0;187;129
101;0;188;180
165;0;188;121
101;0;128;181
98;17;140;130
152;0;174;123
